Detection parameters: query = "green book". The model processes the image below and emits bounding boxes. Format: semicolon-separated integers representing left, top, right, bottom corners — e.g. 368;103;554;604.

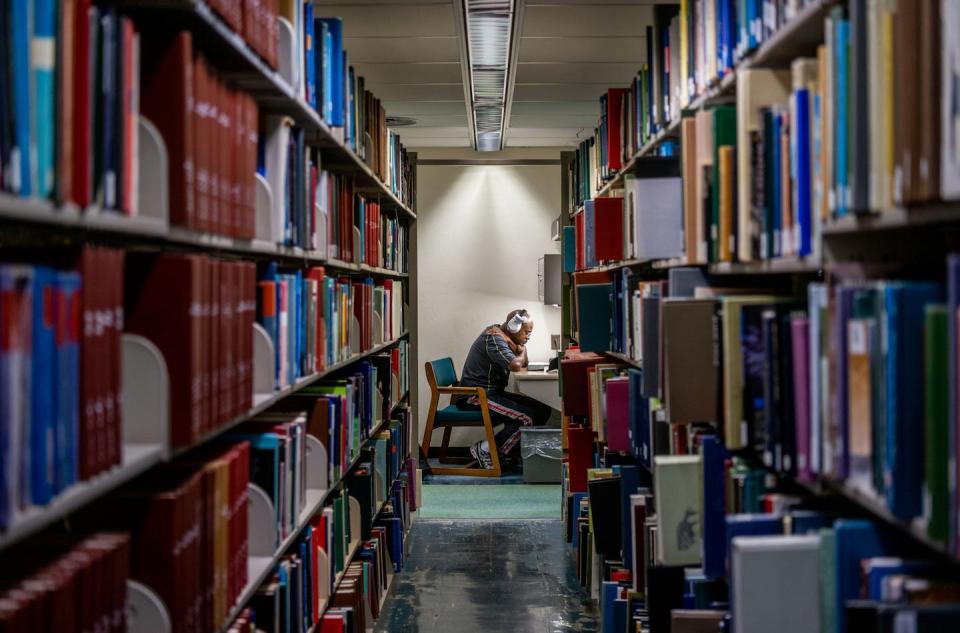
710;105;737;262
924;304;949;543
334;495;346;572
819;528;836;633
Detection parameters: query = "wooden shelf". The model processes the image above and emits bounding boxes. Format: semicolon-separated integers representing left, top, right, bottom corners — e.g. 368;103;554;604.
0;194;410;278
822;203;960;235
604;351;642;369
708;257;823;275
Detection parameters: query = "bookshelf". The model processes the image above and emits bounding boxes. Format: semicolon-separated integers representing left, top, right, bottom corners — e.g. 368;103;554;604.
559;0;960;631
0;0;418;630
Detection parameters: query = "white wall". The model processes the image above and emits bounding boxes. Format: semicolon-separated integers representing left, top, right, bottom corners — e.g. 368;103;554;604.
416;162;561;445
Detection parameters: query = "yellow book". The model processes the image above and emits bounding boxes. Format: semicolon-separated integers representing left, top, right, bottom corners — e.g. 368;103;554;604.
847;318;873;490
718;145;734;262
681;118;699;263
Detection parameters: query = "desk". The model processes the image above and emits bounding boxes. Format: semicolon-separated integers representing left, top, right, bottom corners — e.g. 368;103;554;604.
509;369;561;412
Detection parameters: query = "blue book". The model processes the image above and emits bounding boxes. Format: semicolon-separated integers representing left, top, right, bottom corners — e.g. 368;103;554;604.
834;14;850;217
619;465;640;566
316;20;332;122
724;513;782;575
562;226;576;273
863;558;937;601
947;255;960;549
601;582;619;633
10;0;32;195
834;520;886;633
795;88;812;256
347;63;356;150
31;267;56;505
627;369;650;467
883;282;942;519
55;272;81;492
584;200;597;268
576;283;612;353
33;0;56;196
316;18;344;127
100;11;118;209
303;2;316;109
387;515;403;571
771;110;783;257
701;436;727;578
789;510;832;535
570;492;588;544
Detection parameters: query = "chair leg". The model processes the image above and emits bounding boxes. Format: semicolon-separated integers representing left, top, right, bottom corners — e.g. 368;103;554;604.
421;395;440;463
438;427;453;463
481;406;502;477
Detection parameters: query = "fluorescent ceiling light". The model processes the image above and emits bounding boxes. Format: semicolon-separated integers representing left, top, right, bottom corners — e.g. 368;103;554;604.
461;0;516;152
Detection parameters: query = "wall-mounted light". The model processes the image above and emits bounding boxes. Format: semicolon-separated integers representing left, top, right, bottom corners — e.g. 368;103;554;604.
459;0;517;152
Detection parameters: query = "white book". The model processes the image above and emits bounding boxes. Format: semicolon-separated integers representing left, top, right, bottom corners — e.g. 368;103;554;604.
732;535;822;633
263;115;293;244
628;173;683;260
654;455;703;566
942;0;960;199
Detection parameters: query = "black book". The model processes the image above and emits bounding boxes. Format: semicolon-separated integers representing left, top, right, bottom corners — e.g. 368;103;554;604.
588;476;622;561
646;565;685;633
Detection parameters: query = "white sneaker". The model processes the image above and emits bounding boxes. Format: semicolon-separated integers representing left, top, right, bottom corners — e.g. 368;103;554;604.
469;441;494;469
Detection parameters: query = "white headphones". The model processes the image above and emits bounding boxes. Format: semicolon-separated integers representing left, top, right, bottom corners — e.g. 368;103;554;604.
505;309;531;333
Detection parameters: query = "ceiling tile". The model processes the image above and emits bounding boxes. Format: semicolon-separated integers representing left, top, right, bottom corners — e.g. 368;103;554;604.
395;114;469;127
395;126;470;138
509;101;597;115
505;136;579;148
343;36;460;63
515;62;639;84
402;136;472;147
384;101;469;115
513;83;611;102
372;84;466;100
518;36;645;63
521;4;653;37
311;5;457;37
508;127;591;138
352;62;462;84
508;114;596;128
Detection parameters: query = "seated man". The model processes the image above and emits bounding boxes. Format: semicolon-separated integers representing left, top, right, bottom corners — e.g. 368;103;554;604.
456;309;552;470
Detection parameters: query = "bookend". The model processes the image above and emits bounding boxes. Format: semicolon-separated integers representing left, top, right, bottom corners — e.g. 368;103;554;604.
349;315;361;356
372;312;384;346
348;496;362;553
305;434;329;492
276;18;296;89
353;226;362;264
136;116;169;228
315;547;331;612
253;173;274;246
122;334;171;459
252;322;276;397
127;580;173;633
247;483;278;555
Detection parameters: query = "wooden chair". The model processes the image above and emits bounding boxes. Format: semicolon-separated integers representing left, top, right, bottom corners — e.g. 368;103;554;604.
420;358;502;477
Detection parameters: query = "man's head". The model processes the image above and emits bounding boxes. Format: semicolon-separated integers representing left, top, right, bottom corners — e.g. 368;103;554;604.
503;309;534;346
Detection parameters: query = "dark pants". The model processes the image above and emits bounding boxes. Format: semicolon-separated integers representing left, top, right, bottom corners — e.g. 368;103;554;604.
456;390;552;457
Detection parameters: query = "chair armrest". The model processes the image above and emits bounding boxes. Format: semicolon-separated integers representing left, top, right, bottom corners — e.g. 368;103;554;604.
436;386;486;395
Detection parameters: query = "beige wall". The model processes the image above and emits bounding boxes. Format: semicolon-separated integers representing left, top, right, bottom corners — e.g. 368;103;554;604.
415;161;561;445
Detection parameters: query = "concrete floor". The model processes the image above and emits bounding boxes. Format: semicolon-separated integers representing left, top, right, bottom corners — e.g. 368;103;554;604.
374;519;600;633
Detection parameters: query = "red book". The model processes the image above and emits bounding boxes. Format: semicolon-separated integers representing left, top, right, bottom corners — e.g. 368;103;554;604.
566;426;595;493
594;197;624;262
121;19;137;215
222;261;236;420
140;31;195;228
606;88;626;170
560;350;605;418
70;0;93;207
307;267;327;371
245;95;260;240
126;255;205;448
194;55;212;232
111;249;125;470
574;211;585;271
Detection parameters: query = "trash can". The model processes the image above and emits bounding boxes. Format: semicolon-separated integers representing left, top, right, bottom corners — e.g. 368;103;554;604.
520;428;563;483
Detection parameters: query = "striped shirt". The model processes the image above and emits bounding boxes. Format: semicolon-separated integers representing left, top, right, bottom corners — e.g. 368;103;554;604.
460;326;517;393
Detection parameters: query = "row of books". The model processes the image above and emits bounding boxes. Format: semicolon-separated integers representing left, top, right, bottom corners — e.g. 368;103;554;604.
127;254;257;449
570;0;960;239
295;14;413;205
0;532;130;631
0;3;140;212
242;407;415;633
255;265;405;387
0;247;124;529
209;0;280;70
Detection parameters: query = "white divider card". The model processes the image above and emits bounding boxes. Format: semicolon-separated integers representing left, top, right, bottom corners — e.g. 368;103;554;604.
252;322;276;396
353;226;363;265
126;580;172;633
276;17;296;89
348;496;362;552
372;312;384;346
136;117;169;228
122;334;171;458
306;434;329;492
316;548;331;613
247;483;278;556
253;173;274;245
350;316;362;356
